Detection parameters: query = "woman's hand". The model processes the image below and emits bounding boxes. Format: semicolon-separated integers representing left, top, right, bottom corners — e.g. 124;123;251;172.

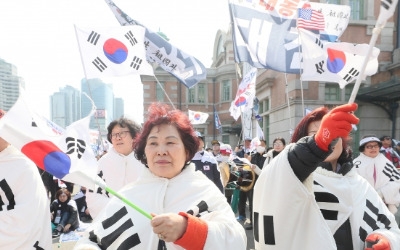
63;224;71;232
151;213;188;242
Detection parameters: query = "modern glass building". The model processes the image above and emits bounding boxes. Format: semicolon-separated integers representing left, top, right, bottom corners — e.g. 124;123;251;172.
0;58;24;111
50;85;81;128
114;97;124;120
81;78;115;137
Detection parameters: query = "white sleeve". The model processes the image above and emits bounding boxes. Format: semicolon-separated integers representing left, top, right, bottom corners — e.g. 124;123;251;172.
253;164;262;175
0;159;52;250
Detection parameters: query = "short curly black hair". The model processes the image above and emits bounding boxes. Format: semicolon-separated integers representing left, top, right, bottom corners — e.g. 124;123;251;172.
107;117;142;143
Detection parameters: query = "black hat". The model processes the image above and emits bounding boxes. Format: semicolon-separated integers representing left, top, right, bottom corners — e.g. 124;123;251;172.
379;135;391;141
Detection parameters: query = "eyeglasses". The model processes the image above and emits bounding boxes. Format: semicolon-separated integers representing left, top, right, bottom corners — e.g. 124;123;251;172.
111;130;130;139
365;144;380;149
273;142;283;146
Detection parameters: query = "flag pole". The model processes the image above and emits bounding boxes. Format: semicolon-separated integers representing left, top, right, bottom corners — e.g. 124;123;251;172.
104;186;152;219
348;0;399;103
80;172;153;219
347;27;381;104
153;75;176;109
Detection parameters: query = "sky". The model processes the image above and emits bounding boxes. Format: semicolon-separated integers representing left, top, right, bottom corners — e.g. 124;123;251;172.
0;0;231;123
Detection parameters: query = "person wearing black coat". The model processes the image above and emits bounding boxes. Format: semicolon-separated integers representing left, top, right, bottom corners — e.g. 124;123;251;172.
50;188;80;237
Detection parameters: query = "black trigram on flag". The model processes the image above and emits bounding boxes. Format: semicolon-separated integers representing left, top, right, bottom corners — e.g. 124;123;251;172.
92;57;107;72
314;37;323;49
130;56;143;70
314;191;340;221
0;179;15;211
125;30;138;46
383;162;400;181
343;68;359;82
253;212;276;245
314;180;340;221
33;241;44;250
381;0;393;11
87;31;101;45
89;206;141;249
65;137;86;159
315;60;325;74
359;199;392;241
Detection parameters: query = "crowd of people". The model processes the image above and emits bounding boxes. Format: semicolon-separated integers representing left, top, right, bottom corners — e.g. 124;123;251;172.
2;102;400;249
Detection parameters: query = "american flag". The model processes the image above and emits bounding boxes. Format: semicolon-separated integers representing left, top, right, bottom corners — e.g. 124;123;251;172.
297;8;325;31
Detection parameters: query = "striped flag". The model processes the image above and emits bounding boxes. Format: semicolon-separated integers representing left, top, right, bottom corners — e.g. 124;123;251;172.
0;91;98;189
104;0;206;88
75;25;154;79
188;110;209;124
297;8;325;31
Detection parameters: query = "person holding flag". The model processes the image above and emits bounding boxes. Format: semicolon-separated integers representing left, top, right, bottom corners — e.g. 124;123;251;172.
75;103;246;249
0;109;52;249
253;104;400;249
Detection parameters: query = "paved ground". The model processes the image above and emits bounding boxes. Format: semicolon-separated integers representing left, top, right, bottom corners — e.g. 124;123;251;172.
240;205;255;250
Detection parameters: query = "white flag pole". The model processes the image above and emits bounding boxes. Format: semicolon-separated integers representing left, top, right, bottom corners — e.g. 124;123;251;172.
347;25;383;103
348;0;399;103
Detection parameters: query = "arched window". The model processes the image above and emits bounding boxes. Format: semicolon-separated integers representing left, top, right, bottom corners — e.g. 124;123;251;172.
216;36;225;57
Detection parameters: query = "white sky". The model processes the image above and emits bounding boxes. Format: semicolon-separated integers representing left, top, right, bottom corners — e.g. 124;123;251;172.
0;0;231;123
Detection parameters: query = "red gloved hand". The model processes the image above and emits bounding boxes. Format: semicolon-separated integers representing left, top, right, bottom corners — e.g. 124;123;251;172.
365;233;391;250
315;103;359;151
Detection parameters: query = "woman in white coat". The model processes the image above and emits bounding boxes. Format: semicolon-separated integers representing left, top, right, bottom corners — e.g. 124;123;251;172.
75;103;246;250
353;135;400;214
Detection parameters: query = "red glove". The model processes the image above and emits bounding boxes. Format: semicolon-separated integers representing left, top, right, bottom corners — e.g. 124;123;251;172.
365;233;391;250
315;103;359;151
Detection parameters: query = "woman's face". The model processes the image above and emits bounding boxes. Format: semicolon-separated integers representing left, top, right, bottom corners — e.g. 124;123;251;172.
145;124;188;179
273;140;285;152
363;142;380;158
110;125;134;156
58;193;68;203
307;120;342;162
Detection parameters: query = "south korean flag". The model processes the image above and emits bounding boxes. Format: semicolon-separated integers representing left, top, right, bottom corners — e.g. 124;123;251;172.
299;29;380;88
75;25;154;79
